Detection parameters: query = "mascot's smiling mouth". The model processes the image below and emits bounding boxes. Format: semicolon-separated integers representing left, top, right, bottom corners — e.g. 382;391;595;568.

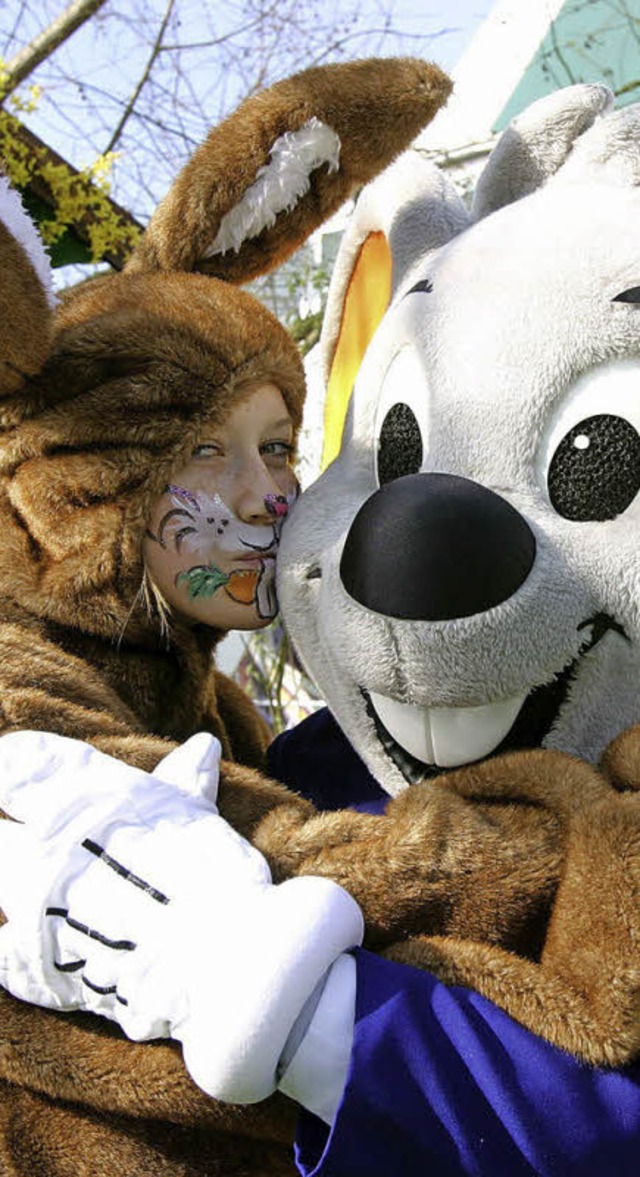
364;613;627;784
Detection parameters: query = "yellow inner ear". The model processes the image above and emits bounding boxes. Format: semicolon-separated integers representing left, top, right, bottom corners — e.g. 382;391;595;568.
321;230;392;470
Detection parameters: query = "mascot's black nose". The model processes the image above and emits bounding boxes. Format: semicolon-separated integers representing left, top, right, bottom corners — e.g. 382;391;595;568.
340;473;536;621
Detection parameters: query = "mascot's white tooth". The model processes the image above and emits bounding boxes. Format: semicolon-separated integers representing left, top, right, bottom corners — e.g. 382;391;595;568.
428;694;528;766
369;692;528;768
370;691;436;764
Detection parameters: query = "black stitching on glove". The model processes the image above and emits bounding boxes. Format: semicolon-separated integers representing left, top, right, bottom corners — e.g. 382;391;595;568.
46;907;136;951
53;958;86;973
82;976;129;1005
82;838;170;904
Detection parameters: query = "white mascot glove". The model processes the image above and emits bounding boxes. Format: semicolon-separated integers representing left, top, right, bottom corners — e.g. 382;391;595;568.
0;730;363;1104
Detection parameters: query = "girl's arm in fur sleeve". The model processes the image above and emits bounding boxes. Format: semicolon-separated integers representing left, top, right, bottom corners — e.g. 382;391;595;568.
0;625;321;1127
0;624;177;770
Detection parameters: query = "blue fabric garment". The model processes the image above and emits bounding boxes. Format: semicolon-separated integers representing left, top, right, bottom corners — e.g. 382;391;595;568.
268;706;388;814
269;708;640;1177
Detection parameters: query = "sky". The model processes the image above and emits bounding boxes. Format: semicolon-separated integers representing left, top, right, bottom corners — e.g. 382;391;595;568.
0;0;496;268
0;2;495;188
368;0;494;68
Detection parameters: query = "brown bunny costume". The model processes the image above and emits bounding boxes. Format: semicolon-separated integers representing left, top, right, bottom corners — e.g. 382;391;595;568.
0;58;453;1177
0;55;451;772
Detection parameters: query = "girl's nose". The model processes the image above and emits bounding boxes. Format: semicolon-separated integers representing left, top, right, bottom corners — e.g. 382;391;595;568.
264;494;290;519
234;460;287;524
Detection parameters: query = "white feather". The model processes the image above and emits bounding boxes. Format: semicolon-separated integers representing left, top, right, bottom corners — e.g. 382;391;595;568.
0;174;56;308
205;118;340;258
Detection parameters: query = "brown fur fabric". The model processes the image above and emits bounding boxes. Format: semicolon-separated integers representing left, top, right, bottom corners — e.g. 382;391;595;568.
128;58;453;284
0;58;453;1177
256;743;640;1069
0;222;52;399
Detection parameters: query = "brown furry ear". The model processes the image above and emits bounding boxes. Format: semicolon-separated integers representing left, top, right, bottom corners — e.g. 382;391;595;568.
0;177;55;403
126;58;452;285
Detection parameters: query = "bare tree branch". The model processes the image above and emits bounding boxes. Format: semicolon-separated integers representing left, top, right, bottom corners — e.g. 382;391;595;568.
0;0;108;96
103;0;176;153
0;0;461;276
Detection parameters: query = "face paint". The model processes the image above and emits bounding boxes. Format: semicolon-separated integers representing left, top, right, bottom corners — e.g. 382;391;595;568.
176;563;231;599
166;484;200;513
142;382;297;630
169;489;276;553
177;560;277;619
264;493;290;519
147;487;293;621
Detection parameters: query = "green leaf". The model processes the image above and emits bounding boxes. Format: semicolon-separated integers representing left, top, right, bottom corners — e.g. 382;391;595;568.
176;564;230;599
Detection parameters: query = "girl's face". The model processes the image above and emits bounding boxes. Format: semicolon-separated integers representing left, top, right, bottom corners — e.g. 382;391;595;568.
143;382;298;630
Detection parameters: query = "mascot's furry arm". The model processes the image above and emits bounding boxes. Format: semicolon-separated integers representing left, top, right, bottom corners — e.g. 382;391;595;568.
259;742;640;1068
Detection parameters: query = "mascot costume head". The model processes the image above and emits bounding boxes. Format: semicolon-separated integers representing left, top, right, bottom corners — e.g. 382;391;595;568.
280;82;640;794
269;82;640;1071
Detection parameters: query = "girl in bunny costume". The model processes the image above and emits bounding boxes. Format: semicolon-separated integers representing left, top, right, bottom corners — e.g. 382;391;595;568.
0;58;452;1177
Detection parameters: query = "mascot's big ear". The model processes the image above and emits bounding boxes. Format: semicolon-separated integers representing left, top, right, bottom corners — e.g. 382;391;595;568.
0;174;55;403
472;82;613;220
319;151;468;468
126;58;452;285
549;98;640;187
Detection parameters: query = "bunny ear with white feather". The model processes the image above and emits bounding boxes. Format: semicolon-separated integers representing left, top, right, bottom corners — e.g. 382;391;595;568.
0;174;55;401
126;57;452;285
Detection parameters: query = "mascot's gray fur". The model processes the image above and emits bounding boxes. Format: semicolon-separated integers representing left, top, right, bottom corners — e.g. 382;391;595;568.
270;82;640;1067
280;82;640;794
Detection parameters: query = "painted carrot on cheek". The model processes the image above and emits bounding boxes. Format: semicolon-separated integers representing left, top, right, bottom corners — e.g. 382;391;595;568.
175;564;264;604
224;568;260;603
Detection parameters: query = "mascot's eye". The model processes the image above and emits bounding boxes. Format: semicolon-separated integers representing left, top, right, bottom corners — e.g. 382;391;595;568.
613;287;640;303
376;403;423;485
371;345;429;485
548;414;640;521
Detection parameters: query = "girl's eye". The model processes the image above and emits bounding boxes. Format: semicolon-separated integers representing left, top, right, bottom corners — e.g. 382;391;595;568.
261;440;294;462
192;443;223;459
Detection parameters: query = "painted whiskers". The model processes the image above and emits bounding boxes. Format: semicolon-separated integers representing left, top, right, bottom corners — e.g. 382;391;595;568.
150;485;297;619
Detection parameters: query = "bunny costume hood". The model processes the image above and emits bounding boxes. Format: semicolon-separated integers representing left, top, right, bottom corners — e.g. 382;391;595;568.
3;270;305;646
